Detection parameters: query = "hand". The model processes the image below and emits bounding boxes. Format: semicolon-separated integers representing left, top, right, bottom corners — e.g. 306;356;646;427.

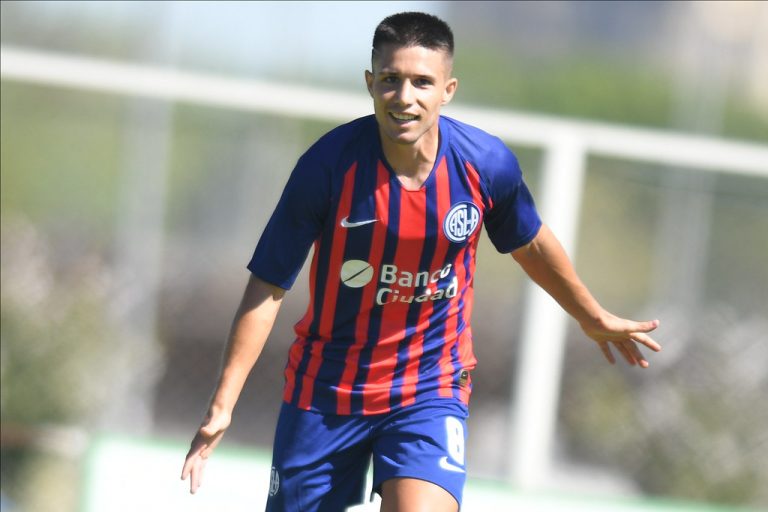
580;313;661;368
180;408;232;494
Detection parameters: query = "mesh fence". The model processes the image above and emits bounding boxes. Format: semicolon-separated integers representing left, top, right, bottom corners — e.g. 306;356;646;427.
2;81;767;512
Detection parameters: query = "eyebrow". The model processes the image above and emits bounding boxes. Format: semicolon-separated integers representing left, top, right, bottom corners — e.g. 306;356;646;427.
377;68;438;81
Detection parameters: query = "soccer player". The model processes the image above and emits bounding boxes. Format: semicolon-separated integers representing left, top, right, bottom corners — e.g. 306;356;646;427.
181;11;661;512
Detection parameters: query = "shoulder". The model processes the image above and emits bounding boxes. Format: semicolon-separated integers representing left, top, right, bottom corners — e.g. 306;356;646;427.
302;115;378;167
287;115;376;201
442;115;522;181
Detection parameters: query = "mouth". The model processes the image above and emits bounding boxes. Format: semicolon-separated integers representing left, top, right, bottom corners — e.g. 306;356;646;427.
389;112;420;124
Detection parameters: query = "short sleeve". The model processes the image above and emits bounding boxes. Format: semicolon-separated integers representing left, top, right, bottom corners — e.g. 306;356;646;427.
482;142;542;253
247;151;331;289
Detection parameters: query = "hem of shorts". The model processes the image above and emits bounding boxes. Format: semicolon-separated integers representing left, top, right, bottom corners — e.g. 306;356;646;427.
372;474;462;510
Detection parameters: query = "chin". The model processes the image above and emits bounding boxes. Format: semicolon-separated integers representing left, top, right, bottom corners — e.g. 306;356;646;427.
384;124;423;144
386;132;420;146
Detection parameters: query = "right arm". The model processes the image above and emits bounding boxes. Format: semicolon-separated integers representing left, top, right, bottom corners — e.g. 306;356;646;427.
181;274;285;494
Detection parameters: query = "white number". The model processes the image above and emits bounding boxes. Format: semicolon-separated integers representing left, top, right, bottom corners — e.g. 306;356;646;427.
445;416;465;465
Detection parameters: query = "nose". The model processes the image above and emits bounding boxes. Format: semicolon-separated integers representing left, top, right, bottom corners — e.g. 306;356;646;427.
395;80;415;105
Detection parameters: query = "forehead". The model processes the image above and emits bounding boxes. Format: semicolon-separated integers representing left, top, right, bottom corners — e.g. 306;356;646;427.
373;44;452;76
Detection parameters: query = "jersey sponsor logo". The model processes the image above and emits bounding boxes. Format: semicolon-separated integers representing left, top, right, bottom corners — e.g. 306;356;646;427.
377;263;457;305
340;260;457;305
340;216;378;228
443;202;480;243
340;259;375;288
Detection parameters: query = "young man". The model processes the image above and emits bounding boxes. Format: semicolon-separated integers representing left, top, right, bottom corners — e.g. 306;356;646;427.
181;12;661;512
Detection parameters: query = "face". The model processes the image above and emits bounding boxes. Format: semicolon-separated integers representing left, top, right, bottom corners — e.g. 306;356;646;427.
365;44;458;147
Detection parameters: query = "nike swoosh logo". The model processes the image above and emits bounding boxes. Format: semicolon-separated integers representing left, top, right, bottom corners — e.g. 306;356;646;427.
439;456;465;473
340;217;378;228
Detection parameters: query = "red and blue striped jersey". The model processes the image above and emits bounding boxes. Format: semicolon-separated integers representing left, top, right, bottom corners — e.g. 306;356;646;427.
248;115;541;415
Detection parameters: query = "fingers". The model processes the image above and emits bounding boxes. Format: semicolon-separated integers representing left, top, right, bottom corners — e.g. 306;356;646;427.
603;339;653;368
180;434;211;490
614;341;637;366
181;439;205;485
181;458;192;481
624;340;648;368
181;415;229;493
181;456;198;493
589;315;661;368
597;341;615;365
632;332;662;352
181;410;232;495
181;450;209;494
181;441;203;480
625;319;660;334
190;457;207;494
594;337;654;368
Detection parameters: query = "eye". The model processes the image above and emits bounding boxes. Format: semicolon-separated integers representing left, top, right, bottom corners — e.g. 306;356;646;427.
414;78;433;87
382;75;399;84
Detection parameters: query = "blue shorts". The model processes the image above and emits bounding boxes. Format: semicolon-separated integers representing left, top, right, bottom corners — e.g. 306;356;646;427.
265;399;469;511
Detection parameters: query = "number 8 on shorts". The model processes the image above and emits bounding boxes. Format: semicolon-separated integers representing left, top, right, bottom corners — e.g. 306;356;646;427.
445;416;465;467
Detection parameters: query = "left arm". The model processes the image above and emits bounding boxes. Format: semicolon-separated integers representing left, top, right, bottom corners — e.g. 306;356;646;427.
511;224;661;367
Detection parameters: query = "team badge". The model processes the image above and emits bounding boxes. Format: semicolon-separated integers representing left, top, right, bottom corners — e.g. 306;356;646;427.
269;466;280;496
443;202;480;243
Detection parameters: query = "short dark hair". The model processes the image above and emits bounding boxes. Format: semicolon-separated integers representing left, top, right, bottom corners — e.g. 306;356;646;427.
372;12;454;64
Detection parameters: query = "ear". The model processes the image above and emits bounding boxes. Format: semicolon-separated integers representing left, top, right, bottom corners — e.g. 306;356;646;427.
441;77;458;105
365;70;374;98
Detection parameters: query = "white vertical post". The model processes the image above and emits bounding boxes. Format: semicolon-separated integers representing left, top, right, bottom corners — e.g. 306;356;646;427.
102;97;172;434
101;4;178;434
508;130;587;489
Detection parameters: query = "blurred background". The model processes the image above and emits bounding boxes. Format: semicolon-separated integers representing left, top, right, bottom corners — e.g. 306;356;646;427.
1;1;767;511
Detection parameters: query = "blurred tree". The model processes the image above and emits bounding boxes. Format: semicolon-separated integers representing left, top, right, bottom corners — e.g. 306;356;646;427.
0;215;121;511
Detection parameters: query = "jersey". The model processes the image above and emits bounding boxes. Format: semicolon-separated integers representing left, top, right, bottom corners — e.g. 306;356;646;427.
248;115;541;416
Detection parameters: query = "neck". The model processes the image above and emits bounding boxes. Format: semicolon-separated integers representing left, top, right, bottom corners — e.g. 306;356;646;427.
379;125;440;189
